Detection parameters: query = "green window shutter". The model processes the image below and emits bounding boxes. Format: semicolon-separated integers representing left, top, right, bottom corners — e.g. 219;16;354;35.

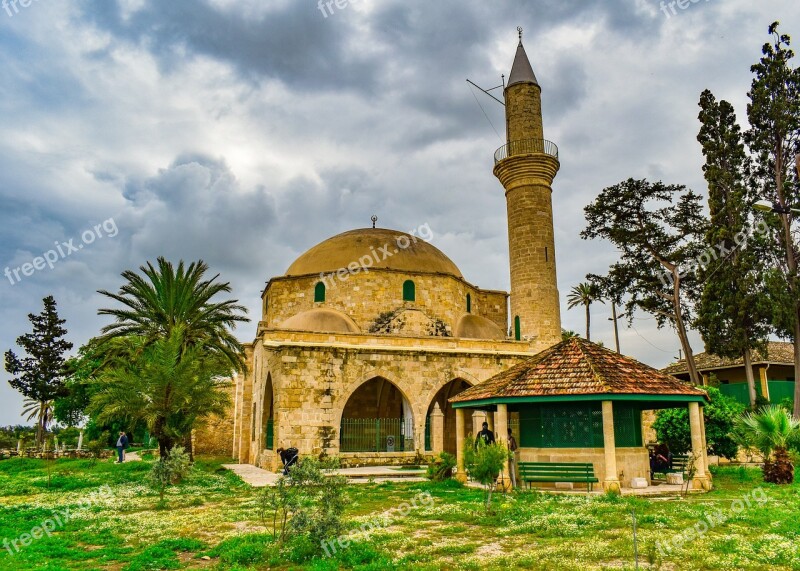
314;282;325;302
613;404;642;447
514;316;521;341
466;294;472;313
403;280;416;302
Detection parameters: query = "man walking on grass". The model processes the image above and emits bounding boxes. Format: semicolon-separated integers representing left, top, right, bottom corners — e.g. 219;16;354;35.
116;431;128;463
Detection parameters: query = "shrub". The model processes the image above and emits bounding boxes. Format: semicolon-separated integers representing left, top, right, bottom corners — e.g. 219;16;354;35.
258;456;347;553
463;439;510;510
653;386;743;459
149;445;192;502
426;452;456;482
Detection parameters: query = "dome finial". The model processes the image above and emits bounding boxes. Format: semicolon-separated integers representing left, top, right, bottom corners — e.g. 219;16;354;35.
517;26;523;43
371;215;378;229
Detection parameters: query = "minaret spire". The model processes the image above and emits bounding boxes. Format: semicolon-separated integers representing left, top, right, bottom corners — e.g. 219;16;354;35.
493;31;561;348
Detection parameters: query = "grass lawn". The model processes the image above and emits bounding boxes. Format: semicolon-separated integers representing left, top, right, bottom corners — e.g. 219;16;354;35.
0;457;797;570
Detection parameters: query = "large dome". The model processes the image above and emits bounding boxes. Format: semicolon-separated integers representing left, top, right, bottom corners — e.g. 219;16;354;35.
285;228;463;278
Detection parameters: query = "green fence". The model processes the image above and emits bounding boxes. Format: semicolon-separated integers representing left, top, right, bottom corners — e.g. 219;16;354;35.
340;418;407;452
719;381;796;406
768;381;795;404
265;419;274;450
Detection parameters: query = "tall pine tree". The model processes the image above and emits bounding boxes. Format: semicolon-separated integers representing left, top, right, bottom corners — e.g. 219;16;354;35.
5;296;73;445
694;89;772;407
745;22;800;418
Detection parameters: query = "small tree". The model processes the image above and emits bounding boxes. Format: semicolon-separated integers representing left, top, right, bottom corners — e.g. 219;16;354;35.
149;445;193;503
463;440;510;510
5;296;73;446
735;405;799;484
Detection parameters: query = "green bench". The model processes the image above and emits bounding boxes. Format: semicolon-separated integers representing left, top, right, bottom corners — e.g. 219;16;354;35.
518;461;599;491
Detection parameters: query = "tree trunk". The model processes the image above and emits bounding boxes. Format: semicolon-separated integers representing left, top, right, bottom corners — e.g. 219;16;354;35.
585;303;591;342
743;347;757;408
671;269;701;386
183;432;194;463
612;303;621;354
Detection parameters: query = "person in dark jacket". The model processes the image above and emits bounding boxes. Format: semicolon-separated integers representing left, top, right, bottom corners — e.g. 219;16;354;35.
116;431;128;463
475;422;496;448
277;447;299;475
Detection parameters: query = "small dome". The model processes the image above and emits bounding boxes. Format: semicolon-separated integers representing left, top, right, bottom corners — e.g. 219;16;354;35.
455;314;505;340
285;228;463;278
278;308;360;334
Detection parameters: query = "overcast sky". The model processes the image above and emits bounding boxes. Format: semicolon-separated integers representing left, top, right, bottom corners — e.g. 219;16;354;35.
1;0;797;426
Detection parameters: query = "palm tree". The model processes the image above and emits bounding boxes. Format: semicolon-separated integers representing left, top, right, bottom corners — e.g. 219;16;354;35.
566;282;603;342
88;327;232;458
22;398;53;448
97;257;249;371
735;405;800;484
561;329;579;341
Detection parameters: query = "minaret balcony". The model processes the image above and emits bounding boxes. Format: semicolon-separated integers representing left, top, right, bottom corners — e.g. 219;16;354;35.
494;139;559;164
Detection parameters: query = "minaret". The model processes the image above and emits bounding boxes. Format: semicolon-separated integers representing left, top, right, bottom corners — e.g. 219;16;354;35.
494;30;561;347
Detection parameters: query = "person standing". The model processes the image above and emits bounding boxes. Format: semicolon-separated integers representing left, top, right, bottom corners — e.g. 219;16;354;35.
475;422;496;447
507;427;518;489
116;431;128;463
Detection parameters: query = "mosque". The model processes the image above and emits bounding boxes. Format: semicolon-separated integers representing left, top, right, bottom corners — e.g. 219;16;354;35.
226;35;711;491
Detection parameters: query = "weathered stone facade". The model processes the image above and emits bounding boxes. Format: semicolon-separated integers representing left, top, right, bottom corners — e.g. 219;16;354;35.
235;328;547;470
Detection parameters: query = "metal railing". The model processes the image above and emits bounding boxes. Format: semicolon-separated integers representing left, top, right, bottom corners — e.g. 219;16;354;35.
494;139;559;164
340;418;407;452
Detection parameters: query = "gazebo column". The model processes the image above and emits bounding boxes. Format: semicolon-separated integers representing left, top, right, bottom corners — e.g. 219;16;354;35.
495;404;512;491
472;410;487;436
455;408;467;483
601;401;620;493
689;402;711;490
430;403;444;454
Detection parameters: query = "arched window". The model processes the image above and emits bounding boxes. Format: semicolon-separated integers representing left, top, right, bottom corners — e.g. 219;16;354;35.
514;316;521;341
403;280;415;302
314;282;326;303
466;293;472;313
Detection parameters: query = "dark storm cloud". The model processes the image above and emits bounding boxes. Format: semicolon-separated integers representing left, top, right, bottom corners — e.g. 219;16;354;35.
1;0;797;425
78;0;378;92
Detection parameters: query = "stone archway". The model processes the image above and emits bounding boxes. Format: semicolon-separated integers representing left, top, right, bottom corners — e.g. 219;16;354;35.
340;377;414;452
427;378;472;455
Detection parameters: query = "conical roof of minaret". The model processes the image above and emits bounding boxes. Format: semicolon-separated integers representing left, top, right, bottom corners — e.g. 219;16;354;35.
507;40;539;87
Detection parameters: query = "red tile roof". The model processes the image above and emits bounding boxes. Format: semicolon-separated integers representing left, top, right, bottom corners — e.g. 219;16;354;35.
662;342;795;375
450;337;707;403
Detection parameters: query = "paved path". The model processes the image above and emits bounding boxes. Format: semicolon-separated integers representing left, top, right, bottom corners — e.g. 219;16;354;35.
223;463;426;487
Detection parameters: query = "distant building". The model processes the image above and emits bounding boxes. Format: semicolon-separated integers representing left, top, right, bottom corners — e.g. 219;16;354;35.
662;342;795;405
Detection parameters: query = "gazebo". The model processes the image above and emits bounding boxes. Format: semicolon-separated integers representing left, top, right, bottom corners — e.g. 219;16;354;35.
449;338;711;492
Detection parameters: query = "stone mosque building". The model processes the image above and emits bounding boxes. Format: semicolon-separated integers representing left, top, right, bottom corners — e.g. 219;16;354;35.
226;35;711;491
230;37;562;469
